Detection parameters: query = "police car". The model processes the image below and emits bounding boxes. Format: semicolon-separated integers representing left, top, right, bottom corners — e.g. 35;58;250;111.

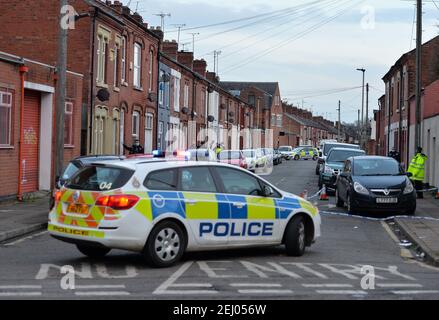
48;160;321;267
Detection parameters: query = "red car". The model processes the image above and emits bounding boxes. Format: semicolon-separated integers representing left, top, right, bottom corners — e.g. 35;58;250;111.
218;150;248;169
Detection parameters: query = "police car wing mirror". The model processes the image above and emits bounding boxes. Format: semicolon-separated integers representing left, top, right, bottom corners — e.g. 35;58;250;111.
262;185;274;197
406;172;413;178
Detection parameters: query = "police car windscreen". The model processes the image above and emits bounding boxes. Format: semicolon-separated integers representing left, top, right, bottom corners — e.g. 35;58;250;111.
65;165;134;191
353;158;402;176
279;147;291;152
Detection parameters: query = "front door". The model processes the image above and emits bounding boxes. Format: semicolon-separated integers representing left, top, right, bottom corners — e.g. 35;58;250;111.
22;90;41;193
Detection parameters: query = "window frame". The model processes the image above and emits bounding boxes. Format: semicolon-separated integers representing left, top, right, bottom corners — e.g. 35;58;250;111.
121;36;127;84
133;42;142;88
132;111;140;139
0;91;12;147
177;166;220;194
64;102;74;147
143;168;178;191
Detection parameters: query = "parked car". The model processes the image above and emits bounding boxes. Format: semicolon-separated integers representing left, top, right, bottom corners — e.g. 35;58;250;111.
316;142;360;175
262;148;274;167
273;149;283;165
319;148;366;190
335;156;416;215
186;149;217;162
255;148;268;168
278;146;294;160
292;147;319;161
242;149;258;171
218;150;248;169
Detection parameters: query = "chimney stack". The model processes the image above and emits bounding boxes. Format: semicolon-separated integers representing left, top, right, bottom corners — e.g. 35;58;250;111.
149;26;164;41
177;51;194;69
193;59;207;77
162;40;178;60
206;71;219;84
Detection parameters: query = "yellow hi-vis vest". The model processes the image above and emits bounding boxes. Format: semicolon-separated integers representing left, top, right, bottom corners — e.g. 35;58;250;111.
407;153;428;181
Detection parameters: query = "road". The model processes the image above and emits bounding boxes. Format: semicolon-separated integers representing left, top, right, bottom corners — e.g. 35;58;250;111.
1;160;439;300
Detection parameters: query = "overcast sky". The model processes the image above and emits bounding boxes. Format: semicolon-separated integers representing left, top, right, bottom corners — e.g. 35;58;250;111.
122;0;439;123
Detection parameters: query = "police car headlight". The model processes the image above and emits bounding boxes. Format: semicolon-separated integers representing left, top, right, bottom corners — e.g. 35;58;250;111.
403;180;414;194
354;182;369;195
324;165;334;174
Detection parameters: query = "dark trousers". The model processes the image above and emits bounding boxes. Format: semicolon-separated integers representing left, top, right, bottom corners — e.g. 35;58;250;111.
411;179;424;199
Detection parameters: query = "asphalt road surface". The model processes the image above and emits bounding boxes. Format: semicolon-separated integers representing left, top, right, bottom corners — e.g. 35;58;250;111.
1;160;439;300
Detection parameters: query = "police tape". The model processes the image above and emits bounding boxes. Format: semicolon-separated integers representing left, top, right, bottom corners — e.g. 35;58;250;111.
417;187;439;193
305;188;324;200
319;210;439;222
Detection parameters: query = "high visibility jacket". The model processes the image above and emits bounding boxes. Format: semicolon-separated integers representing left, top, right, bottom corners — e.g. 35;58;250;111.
215;147;222;155
300;150;306;157
407;153;428;181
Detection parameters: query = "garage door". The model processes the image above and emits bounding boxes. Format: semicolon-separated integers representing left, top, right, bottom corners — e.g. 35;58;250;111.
22;90;41;193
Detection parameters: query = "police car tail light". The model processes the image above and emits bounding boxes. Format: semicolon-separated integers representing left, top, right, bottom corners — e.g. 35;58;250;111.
96;195;140;210
55;191;62;202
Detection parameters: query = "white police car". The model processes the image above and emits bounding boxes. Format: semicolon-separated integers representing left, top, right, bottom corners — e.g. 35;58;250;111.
48;160;321;267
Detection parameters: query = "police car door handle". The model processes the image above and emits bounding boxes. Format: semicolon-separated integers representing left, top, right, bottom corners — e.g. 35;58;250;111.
232;202;244;209
185;199;197;205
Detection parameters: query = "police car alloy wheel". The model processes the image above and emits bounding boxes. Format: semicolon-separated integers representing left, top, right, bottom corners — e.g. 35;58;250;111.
76;245;111;259
294;155;300;160
143;220;187;268
284;215;306;257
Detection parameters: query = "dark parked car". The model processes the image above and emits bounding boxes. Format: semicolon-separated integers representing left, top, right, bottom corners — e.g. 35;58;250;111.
315;142;360;175
273;149;283;165
335;156;416;215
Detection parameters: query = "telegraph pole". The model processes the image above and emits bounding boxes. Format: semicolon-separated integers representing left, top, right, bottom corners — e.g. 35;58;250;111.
171;24;186;49
365;83;369;146
154;12;171;35
357;109;360;143
213;50;222;74
55;0;68;184
356;68;366;145
189;32;200;54
415;0;422;149
337;100;341;142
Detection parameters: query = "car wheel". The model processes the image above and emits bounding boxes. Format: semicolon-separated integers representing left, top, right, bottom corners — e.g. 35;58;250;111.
143;220;186;268
294;155;300;160
284;215;307;257
335;189;344;207
76;245;111;259
318;176;323;189
346;193;358;215
313;156;318;161
315;166;320;175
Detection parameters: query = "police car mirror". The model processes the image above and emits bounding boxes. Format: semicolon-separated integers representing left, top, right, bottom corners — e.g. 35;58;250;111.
262;185;274;197
406;172;413;178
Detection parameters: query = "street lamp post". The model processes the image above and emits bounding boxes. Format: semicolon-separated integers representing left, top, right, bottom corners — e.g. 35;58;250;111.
356;68;366;147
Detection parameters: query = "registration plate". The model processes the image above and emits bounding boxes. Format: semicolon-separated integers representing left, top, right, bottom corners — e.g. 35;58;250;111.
376;198;398;204
66;203;89;214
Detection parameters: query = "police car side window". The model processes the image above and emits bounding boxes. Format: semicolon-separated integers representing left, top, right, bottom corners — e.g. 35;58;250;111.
179;167;217;193
215;167;262;196
144;169;177;191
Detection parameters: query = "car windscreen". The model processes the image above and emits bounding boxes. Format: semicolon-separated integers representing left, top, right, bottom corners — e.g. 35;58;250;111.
353;159;402;176
65;165;134;191
279;147;291;152
219;151;241;160
323;144;359;156
243;150;255;157
327;150;365;163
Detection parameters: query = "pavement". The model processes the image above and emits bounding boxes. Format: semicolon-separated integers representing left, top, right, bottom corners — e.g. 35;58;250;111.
0;194;49;243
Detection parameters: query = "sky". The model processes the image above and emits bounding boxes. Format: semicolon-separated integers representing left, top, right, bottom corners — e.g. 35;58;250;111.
121;0;439;123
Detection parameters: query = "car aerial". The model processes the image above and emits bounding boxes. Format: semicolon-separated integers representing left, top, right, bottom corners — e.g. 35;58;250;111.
242;149;258;172
335;156;416;215
291;147;319;161
319;148;366;190
273;149;283;165
219;150;248;170
186;148;217;162
315;142;360;175
278;146;294;160
48;160;321;267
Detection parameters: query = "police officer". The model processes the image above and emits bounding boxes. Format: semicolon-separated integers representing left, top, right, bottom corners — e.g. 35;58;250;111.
388;147;401;163
407;147;428;199
123;139;144;155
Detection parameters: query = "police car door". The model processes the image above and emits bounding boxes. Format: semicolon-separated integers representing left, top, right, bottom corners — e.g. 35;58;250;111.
179;166;230;246
213;167;281;245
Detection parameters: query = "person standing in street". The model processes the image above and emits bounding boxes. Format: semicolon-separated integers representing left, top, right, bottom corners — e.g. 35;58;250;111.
388;147;401;163
123;138;144;155
407;147;428;199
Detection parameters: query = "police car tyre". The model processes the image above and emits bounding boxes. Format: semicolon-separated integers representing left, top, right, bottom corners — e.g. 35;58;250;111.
76;245;111;258
294;155;300;160
335;189;344;207
284;215;307;257
143;220;186;268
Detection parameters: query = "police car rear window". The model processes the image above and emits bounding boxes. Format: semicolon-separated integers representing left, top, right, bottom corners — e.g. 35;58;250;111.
144;169;177;191
66;166;134;191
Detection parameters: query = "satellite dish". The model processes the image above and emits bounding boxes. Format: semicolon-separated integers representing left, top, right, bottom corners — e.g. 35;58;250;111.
96;88;110;102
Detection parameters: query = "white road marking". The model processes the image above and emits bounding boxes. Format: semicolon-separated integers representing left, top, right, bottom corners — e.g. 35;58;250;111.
380;221;400;243
237;289;293;294
0;292;42;297
392;290;439;295
302;284;353;288
4;231;48;246
153;261;217;295
230;283;282;287
74;285;126;289
170;284;213;288
377;283;423;288
316;290;368;295
281;263;329;279
74;291;130;296
0;285;42;289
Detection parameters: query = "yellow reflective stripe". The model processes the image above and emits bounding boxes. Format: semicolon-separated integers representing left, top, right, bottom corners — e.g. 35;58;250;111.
135;199;153;221
246;197;276;219
48;224;104;238
90;206;104;222
183;193;218;219
81;191;95;205
299;199;318;217
61;189;73;202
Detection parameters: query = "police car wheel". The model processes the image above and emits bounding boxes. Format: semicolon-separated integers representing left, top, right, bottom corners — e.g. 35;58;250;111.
144;221;186;268
76;245;111;259
284;216;306;257
294;155;299;160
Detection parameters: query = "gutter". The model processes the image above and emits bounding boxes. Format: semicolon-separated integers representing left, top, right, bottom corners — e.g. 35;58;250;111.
88;9;97;154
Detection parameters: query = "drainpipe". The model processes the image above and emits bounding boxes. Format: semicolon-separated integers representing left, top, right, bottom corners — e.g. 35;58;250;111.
156;41;162;151
88;9;97;154
17;65;29;201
